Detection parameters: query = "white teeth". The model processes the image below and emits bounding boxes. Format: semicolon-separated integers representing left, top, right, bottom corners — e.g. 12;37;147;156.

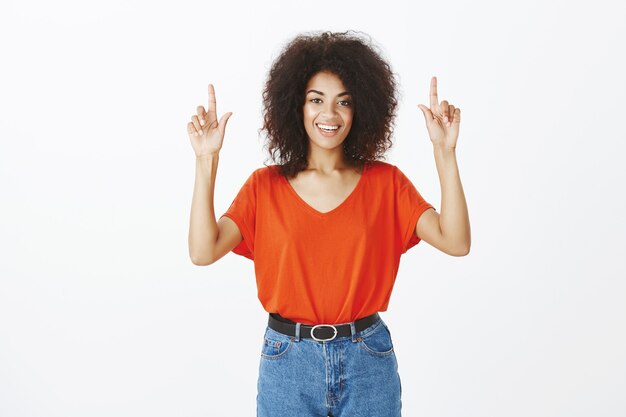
317;123;339;131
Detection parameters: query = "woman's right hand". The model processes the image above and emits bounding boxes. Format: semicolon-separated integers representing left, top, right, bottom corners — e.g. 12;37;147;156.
187;83;233;158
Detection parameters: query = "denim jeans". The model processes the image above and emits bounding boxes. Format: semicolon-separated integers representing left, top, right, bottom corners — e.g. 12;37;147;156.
257;314;402;417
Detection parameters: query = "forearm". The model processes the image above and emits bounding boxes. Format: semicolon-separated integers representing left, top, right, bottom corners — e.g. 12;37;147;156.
188;153;219;264
433;146;471;253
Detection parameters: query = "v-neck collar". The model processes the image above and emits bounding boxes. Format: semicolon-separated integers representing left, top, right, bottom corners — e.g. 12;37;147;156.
280;163;368;217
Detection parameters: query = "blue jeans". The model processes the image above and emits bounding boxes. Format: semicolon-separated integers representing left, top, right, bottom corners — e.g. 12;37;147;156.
257;314;402;417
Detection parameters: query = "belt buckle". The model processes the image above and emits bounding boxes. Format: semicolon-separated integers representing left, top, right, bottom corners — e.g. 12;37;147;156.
310;324;338;341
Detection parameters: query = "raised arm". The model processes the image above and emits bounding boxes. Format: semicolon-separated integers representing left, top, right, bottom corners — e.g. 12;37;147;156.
416;76;471;256
187;84;240;265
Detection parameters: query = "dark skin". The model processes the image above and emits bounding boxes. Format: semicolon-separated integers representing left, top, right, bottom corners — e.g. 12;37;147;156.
187;75;470;266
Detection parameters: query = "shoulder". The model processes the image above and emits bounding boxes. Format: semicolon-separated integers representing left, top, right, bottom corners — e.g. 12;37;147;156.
242;165;282;188
367;160;398;171
245;165;277;179
366;160;401;180
257;164;282;181
368;161;418;191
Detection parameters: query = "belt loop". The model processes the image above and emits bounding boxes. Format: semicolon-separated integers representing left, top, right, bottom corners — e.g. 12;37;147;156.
295;322;301;342
350;320;357;342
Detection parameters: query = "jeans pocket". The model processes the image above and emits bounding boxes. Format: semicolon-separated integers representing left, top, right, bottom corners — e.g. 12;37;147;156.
358;321;395;357
260;327;294;360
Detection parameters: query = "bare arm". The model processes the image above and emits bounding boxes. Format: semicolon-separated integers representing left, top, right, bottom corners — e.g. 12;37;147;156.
188;153;243;265
416;76;471;256
416;147;470;256
187;84;238;265
188;154;219;265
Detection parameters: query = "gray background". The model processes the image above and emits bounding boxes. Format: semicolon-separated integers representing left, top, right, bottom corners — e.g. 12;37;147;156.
1;0;625;416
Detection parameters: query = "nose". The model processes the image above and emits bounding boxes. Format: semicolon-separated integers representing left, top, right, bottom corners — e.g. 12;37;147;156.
320;101;339;117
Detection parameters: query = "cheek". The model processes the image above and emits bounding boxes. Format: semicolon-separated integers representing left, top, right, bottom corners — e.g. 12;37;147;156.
302;105;316;122
343;111;354;129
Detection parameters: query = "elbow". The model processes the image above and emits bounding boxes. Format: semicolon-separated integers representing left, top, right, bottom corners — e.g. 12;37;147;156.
447;242;471;257
456;243;471;257
456;246;471;257
190;252;214;266
189;239;216;266
439;231;471;257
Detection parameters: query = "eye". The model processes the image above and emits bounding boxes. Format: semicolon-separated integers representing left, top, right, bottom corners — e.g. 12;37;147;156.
310;98;322;104
339;100;352;106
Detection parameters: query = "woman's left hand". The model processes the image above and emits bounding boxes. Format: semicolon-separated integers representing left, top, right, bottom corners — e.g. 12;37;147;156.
417;76;461;150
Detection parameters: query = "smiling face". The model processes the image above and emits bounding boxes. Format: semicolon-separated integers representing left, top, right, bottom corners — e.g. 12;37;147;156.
302;71;354;154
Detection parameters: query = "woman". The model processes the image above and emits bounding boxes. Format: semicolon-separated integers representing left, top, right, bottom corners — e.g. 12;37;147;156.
187;30;470;417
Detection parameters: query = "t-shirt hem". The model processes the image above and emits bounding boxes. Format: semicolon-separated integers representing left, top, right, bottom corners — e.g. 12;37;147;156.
404;202;435;252
220;212;254;259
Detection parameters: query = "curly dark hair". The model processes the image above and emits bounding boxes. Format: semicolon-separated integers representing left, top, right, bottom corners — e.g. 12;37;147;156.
259;30;400;179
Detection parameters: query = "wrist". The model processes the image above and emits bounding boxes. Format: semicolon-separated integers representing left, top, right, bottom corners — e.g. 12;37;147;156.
196;152;220;161
433;145;456;154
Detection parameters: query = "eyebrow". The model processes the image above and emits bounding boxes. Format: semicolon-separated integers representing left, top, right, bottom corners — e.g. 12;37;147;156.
306;89;351;97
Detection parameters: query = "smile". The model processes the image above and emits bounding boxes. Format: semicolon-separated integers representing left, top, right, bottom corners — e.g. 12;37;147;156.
316;123;340;132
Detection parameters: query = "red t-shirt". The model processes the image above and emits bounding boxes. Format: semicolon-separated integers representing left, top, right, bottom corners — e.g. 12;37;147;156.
219;160;434;325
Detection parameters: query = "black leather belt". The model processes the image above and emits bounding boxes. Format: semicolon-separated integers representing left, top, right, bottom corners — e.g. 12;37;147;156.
268;312;380;341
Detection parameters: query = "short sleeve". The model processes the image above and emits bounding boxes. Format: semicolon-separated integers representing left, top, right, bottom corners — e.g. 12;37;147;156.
393;165;435;253
219;169;259;260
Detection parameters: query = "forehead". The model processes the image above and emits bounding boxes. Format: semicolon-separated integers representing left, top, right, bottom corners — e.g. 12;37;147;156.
305;71;348;92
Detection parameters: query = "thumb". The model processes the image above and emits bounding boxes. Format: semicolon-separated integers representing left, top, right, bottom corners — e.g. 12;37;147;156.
417;104;434;124
218;112;233;135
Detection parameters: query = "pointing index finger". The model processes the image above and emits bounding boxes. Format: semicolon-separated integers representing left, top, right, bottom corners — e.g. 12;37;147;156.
207;83;217;122
429;76;439;110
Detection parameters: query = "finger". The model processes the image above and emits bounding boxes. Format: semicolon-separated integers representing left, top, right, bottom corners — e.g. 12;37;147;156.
440;100;449;121
447;104;455;125
187;121;201;136
453;107;461;123
191;115;203;134
196;105;207;126
429;76;439;110
217;112;233;136
207;84;217;123
417;104;435;123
